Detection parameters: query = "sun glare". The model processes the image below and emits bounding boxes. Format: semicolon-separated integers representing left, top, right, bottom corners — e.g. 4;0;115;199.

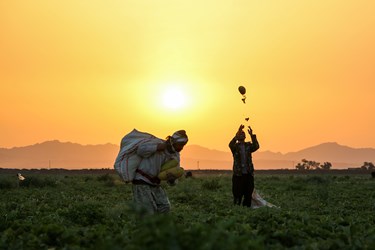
161;85;187;110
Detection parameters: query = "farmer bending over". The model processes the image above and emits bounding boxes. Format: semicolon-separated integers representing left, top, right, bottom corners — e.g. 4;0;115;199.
132;130;188;214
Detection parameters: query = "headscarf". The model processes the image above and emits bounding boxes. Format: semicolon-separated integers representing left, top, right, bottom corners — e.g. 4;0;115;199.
171;130;188;145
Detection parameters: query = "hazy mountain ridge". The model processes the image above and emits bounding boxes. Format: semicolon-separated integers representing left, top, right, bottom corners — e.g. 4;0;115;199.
283;142;375;164
0;140;119;169
0;141;374;169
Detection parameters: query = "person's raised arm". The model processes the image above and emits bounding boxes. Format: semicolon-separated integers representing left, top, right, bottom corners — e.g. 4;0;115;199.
229;125;244;151
248;126;259;152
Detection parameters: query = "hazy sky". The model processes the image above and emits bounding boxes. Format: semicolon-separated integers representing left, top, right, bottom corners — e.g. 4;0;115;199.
1;0;375;153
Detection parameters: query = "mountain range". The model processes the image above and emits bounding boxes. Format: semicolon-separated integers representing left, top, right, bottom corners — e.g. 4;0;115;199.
0;140;374;170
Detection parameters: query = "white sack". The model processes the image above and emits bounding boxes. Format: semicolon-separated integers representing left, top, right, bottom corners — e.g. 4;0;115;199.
114;129;156;182
251;189;278;209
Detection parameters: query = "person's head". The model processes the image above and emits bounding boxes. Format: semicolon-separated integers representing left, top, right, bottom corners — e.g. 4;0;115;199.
236;130;246;142
167;130;188;152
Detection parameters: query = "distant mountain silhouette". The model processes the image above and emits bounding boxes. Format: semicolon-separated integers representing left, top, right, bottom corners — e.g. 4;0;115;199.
283;142;375;163
0;140;119;169
0;141;374;170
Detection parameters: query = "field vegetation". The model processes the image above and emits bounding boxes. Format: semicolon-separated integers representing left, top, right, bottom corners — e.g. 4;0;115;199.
0;172;374;249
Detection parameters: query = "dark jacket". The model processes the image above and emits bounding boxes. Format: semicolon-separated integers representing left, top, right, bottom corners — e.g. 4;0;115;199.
229;134;259;176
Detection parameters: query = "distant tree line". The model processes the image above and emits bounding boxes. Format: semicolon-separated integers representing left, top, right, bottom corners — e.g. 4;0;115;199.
361;162;375;170
295;159;375;171
295;159;332;170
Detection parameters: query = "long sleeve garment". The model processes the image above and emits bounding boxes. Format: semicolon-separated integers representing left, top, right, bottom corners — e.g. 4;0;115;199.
229;134;260;176
135;138;181;185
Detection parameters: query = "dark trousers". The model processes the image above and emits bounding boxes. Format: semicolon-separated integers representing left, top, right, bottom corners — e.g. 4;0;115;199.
232;174;254;207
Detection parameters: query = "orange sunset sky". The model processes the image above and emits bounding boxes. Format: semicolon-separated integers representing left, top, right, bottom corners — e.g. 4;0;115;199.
1;1;375;154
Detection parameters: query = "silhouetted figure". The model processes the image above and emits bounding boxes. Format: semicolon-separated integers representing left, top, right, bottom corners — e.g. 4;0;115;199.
229;124;259;207
129;130;188;214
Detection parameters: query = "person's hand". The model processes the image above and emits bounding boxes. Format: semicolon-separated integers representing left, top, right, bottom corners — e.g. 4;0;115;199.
166;173;176;186
166;172;175;180
248;126;253;135
236;124;244;136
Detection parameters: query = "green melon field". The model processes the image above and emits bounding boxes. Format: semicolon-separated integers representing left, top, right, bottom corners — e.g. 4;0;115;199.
1;172;374;249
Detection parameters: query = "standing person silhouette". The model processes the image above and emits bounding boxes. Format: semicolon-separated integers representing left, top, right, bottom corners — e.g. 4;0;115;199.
229;124;259;207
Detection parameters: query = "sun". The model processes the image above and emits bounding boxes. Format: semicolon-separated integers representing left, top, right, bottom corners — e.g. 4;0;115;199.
161;85;188;110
